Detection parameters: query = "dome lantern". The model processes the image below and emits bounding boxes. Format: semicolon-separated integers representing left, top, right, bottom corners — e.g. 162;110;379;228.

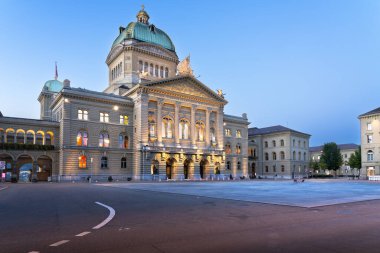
136;5;149;24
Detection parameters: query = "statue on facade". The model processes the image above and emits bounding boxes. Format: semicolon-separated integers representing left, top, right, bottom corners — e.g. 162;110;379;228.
177;55;194;76
217;89;225;98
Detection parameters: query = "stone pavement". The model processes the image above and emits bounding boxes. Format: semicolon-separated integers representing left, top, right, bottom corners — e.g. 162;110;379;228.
99;180;380;208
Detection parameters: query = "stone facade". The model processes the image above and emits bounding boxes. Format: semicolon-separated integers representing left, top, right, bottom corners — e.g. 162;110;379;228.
248;125;310;179
0;7;249;182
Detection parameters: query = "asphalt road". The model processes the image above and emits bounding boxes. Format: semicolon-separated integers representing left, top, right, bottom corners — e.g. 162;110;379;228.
1;182;380;253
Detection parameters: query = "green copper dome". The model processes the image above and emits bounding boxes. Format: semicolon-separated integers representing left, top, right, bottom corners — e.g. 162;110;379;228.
44;79;63;93
112;21;176;52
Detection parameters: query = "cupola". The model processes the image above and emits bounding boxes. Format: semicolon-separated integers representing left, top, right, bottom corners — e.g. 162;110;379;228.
136;5;149;24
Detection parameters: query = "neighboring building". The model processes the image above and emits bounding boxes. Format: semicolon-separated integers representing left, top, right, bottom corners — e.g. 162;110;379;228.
0;7;249;182
248;125;310;179
359;107;380;177
309;143;359;175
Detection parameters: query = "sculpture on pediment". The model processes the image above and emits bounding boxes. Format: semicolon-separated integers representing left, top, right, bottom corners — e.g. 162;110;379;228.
216;89;225;98
177;55;194;76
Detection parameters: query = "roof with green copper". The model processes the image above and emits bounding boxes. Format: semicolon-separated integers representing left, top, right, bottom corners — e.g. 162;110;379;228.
112;22;175;52
44;79;63;93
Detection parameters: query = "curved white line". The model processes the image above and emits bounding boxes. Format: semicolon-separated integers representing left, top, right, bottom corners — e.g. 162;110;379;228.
93;202;116;229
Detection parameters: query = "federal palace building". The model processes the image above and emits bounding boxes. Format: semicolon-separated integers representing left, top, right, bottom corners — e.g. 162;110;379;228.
0;7;251;182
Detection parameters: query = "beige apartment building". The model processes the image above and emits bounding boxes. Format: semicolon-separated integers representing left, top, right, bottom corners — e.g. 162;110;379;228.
248;125;310;179
309;143;359;175
0;7;249;182
359;107;380;177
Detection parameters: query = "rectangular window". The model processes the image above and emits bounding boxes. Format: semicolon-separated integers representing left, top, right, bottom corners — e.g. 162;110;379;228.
78;110;88;120
265;166;269;173
78;110;83;120
100;113;109;123
367;123;372;131
120;115;129;125
367;135;373;144
236;130;241;138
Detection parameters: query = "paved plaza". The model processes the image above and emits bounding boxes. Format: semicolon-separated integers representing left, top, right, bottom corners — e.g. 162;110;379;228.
99;180;380;208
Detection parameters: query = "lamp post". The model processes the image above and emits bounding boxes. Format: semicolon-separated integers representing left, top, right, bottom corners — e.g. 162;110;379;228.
142;145;149;180
90;157;93;183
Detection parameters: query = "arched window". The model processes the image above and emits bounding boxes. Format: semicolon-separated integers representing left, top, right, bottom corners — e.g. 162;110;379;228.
119;134;128;149
272;152;277;160
36;132;44;145
293;139;295;147
160;66;164;78
298;140;301;147
79;155;87;168
303;141;306;148
179;119;190;140
264;141;268;148
16;130;25;144
101;156;108;168
155;65;159;76
99;132;110;147
139;60;143;72
303;152;307;161
236;144;241;154
236;130;242;138
298;152;301;161
293;151;296;160
121;157;127;168
149;120;156;138
77;131;88;146
164;67;169;78
265;152;269;161
227;161;231;170
26;131;34;144
149;63;154;76
237;162;241;170
253;149;256;157
6;129;15;143
0;129;4;143
280;151;285;160
225;143;231;154
280;139;284;146
272;140;276;147
366;151;371;161
281;165;285;172
45;132;53;145
196;121;205;141
225;128;231;136
162;117;173;139
144;62;148;72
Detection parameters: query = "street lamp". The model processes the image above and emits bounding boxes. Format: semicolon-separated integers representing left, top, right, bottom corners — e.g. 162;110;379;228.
90;157;93;183
142;145;149;180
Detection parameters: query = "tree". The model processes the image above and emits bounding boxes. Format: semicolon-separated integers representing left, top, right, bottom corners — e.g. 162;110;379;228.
320;142;343;177
310;160;320;171
348;146;361;178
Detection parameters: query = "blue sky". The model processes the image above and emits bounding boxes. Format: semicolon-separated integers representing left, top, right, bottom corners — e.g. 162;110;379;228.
1;0;379;146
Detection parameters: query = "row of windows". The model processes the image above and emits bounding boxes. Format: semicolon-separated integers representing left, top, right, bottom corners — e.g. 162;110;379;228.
225;161;242;170
225;143;242;155
264;151;307;161
225;129;242;138
76;131;129;149
0;129;54;145
265;165;286;173
139;61;169;78
264;139;285;148
111;62;123;81
78;155;127;169
78;110;129;125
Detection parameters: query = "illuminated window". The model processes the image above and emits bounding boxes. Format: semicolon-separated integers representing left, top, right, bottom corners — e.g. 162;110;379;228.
119;134;128;149
76;131;88;146
236;130;242;138
36;132;44;145
100;113;109;123
6;129;15;143
120;115;129;125
99;132;109;147
236;144;241;154
162;117;173;138
225;143;231;154
79;155;87;168
149;120;156;138
368;150;374;161
26;132;34;144
16;131;25;144
225;128;231;136
210;128;216;143
78;110;82;120
121;157;127;168
78;110;88;120
179;119;190;140
367;122;372;131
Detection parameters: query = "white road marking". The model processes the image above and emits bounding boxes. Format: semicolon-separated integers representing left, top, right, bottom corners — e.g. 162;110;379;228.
76;231;91;237
93;201;116;230
50;240;70;247
0;186;8;191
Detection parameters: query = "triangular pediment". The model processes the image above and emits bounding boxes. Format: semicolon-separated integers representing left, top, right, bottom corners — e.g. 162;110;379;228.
143;76;227;104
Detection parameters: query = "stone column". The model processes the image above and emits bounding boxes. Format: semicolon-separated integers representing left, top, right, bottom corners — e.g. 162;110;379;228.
175;102;180;148
205;108;211;147
157;99;163;147
216;106;224;150
191;105;197;149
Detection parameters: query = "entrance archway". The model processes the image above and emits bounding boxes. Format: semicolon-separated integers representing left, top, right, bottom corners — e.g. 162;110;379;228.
214;162;220;175
37;155;52;181
166;157;176;180
200;159;209;179
184;159;193;179
251;163;256;178
16;154;33;182
0;153;14;181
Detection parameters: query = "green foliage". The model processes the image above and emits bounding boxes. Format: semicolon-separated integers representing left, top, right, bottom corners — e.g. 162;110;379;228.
320;142;343;171
310;160;320;171
348;146;361;170
0;143;55;151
